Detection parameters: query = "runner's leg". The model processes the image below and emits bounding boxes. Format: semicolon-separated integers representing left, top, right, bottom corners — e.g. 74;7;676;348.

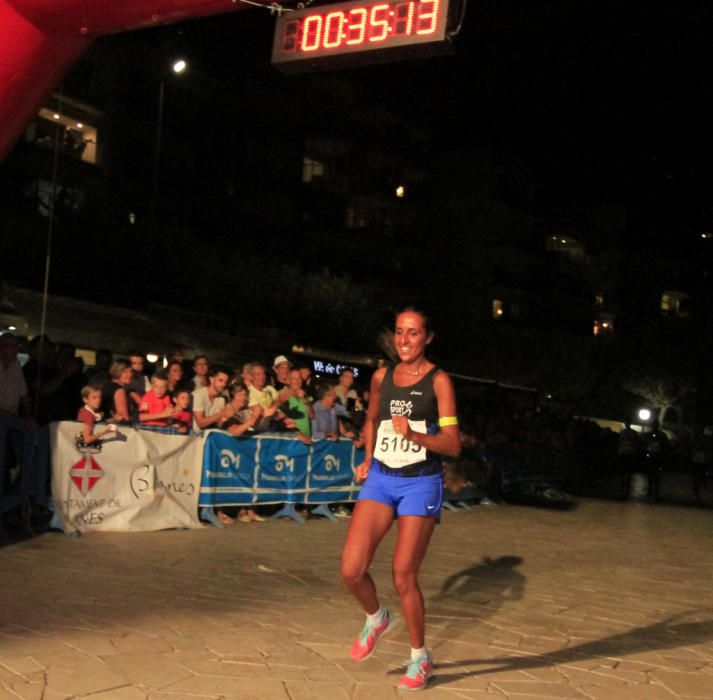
341;499;394;613
392;515;436;648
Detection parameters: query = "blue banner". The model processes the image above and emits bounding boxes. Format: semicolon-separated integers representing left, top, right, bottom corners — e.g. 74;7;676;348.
199;431;364;507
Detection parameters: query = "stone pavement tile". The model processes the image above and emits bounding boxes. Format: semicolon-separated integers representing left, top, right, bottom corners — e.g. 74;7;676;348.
351;681;400;699
180;657;272;678
41;691;71;700
0;656;45;675
108;631;176;655
298;642;350;661
559;665;630;687
660;651;711;671
489;680;588;697
1;677;45;700
148;693;221;700
100;652;194;688
161;674;289;698
652;670;713;698
0;664;26;685
41;654;132;697
248;639;322;661
580;682;679;699
588;666;651;684
198;633;266;659
0;633;69;656
427;669;494;691
303;666;353;683
283;680;353;700
50;630;121;656
81;686;147;699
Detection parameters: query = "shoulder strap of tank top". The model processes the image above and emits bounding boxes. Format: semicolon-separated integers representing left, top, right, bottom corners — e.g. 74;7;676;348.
424;366;440;383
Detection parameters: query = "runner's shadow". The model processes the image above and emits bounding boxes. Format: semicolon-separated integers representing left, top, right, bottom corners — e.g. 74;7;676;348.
435;555;525;604
424;555;527;653
425;609;713;687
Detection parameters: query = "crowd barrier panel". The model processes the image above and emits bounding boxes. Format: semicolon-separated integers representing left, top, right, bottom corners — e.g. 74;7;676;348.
200;430;364;509
49;422;365;534
50;421;204;535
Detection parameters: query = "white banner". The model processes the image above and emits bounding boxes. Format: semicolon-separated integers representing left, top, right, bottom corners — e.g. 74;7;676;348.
50;423;204;534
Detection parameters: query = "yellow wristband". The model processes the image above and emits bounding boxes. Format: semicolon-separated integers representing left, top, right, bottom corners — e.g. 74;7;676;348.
439;416;458;427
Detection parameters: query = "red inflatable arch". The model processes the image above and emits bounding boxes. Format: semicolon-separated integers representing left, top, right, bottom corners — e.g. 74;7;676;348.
0;0;260;162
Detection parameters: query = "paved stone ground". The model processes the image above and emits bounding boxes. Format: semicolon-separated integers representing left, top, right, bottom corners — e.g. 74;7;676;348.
1;499;713;699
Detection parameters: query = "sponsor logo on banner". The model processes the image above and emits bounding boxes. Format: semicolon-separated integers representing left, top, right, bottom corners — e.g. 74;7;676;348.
324;455;341;472
220;449;240;468
275;454;295;472
70;455;105;496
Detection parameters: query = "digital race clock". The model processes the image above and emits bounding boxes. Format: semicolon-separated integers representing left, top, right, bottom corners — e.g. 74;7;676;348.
272;0;455;73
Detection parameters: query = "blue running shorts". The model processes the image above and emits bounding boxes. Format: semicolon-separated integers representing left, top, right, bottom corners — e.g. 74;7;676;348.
358;467;443;521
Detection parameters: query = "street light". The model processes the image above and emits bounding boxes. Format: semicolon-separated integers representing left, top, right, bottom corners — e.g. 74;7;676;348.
149;57;188;236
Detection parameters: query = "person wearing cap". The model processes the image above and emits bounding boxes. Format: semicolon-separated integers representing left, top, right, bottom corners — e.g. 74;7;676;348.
272;354;292;391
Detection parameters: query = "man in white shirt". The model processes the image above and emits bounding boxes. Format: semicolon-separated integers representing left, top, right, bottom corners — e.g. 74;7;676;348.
192;367;231;431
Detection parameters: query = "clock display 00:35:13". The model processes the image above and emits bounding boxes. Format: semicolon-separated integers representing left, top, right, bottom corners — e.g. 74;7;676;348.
277;0;442;55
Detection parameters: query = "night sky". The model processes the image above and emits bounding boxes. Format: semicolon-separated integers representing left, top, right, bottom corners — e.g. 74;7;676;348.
154;0;713;233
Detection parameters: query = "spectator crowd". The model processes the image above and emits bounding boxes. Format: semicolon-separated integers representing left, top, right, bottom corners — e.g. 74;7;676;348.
1;333;368;527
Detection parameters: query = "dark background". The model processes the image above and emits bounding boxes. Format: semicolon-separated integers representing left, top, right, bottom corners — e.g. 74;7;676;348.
2;0;713;411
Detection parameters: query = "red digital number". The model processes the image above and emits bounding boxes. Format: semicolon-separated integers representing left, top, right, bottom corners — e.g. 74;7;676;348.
393;1;415;36
324;11;346;49
416;0;439;35
302;15;323;52
345;7;368;45
369;4;390;43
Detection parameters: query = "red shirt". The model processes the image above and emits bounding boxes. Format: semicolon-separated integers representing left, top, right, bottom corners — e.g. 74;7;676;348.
77;406;101;431
174;409;192;432
139;392;173;425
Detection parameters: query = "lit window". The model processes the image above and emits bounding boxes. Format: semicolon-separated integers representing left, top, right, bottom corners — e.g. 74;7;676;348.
33;107;100;165
492;299;504;319
661;291;691;319
302;157;325;183
595;293;604;306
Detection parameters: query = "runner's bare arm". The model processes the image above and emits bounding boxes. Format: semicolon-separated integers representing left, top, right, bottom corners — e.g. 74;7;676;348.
354;367;386;479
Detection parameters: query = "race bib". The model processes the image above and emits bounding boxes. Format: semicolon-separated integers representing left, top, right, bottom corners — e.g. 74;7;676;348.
374;419;427;469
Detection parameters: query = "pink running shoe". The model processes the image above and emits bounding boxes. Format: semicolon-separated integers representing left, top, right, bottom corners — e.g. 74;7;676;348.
398;653;433;692
349;609;396;662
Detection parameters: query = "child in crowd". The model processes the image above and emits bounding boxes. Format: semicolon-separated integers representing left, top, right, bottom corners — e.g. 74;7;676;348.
172;388;193;434
138;373;175;427
76;386;118;447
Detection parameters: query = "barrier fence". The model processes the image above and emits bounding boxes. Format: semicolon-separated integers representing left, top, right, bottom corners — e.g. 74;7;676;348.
43;422;365;534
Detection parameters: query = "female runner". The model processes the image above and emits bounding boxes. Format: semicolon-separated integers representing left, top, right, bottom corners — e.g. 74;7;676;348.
341;308;460;691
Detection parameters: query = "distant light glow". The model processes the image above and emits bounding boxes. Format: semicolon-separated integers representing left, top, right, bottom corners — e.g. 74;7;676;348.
396;185;405;198
76;122;83;129
638;408;652;422
701;232;712;239
172;59;187;74
53;114;60;120
8;325;16;331
146;353;159;363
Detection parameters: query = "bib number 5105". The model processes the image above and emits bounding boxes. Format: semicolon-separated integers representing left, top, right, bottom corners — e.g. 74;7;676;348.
375;419;427;469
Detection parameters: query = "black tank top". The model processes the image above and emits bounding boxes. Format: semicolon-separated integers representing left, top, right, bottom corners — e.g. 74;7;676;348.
372;365;442;477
